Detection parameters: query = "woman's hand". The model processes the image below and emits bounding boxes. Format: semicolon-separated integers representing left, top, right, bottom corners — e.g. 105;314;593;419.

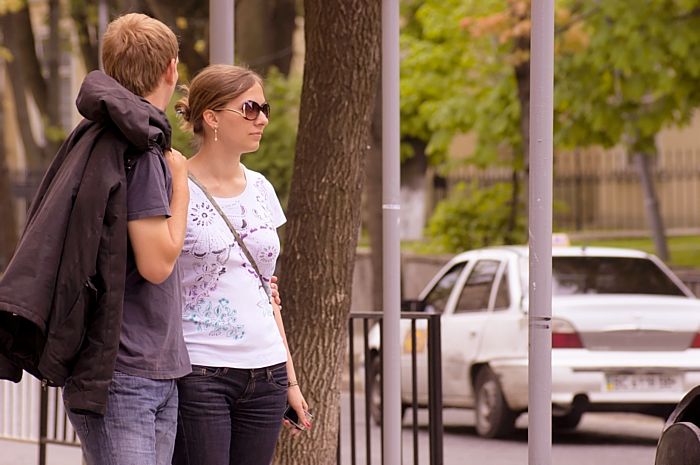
283;385;311;436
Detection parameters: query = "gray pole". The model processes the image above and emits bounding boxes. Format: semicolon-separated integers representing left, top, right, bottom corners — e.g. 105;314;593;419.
528;1;554;465
209;0;235;64
381;1;401;464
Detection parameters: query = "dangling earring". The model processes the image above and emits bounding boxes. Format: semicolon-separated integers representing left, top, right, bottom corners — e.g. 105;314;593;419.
214;127;218;142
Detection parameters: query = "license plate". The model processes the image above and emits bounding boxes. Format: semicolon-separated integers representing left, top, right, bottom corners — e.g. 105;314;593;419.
605;373;682;392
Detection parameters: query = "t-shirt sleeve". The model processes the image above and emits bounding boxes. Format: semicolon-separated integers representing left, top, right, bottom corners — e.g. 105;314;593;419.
127;146;172;221
264;178;286;229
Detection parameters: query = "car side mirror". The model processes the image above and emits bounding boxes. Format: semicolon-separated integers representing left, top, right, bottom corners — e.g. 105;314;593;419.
401;299;426;312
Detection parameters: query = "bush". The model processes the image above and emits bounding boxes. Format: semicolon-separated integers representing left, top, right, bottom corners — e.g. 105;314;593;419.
425;182;525;253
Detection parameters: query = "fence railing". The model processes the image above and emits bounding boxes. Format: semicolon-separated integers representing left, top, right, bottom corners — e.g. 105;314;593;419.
341;312;443;465
437;148;700;233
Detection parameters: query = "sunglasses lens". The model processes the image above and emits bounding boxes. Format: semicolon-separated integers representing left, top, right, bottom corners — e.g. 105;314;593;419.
242;101;270;120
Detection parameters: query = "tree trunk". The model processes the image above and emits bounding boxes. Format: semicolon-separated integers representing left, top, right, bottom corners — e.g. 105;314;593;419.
0;68;18;270
365;80;383;311
275;0;380;463
510;30;530;242
633;151;669;261
69;0;100;72
236;0;296;76
1;4;58;169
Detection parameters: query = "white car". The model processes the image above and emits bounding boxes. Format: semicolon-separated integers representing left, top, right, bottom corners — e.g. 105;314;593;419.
366;246;700;438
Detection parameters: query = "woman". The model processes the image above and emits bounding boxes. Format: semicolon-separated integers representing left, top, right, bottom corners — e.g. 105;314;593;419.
173;64;310;465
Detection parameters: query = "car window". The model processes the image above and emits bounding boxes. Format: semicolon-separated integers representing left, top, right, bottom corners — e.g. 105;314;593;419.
493;271;511;310
423;262;467;314
552;257;686;296
455;260;500;313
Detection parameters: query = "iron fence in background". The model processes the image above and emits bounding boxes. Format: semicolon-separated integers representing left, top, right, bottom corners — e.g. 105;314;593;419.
436;148;700;233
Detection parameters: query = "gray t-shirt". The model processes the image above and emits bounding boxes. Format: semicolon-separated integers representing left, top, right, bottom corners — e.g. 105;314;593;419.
115;146;190;379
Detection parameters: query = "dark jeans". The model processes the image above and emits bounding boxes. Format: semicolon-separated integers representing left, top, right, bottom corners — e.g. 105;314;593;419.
172;362;288;465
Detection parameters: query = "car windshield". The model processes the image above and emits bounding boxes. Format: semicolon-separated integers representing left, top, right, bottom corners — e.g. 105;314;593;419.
551;257;686;296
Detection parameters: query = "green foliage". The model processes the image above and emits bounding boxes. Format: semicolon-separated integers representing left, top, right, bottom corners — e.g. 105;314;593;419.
425;181;526;253
555;0;700;154
242;68;301;207
400;0;522;167
167;91;194;157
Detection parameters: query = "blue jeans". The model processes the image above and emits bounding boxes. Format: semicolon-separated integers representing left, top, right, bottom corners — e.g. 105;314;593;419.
173;362;288;465
65;371;179;465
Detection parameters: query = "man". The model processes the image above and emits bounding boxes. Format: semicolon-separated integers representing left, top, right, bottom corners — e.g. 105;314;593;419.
0;13;189;465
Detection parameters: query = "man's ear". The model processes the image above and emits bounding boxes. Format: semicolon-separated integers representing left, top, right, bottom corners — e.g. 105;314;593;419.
165;58;178;86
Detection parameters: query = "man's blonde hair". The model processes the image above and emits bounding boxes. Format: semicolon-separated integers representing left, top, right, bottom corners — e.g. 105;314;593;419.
101;13;178;97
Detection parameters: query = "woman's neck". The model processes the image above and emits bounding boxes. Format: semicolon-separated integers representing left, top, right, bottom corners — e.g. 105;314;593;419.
187;143;246;197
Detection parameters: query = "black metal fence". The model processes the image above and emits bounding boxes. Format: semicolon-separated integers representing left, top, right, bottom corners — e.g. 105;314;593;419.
341;312;443;465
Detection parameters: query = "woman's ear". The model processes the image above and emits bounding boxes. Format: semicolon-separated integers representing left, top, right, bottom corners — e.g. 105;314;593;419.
202;109;218;129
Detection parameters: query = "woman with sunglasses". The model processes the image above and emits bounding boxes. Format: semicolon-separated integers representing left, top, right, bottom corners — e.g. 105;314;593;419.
172;64;310;465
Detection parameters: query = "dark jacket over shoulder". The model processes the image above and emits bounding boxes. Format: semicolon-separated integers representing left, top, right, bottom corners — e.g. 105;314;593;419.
0;71;171;415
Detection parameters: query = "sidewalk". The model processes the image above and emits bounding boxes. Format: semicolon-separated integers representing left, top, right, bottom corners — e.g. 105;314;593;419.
0;439;81;465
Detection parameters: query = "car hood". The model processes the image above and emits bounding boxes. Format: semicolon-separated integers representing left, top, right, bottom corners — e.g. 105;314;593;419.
551;294;700;350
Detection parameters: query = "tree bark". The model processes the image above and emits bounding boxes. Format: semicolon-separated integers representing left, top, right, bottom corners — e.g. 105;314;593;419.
275;0;380;463
236;0;296;76
633;151;669;261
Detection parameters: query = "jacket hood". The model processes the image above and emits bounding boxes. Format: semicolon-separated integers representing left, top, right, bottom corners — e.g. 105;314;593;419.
76;70;171;151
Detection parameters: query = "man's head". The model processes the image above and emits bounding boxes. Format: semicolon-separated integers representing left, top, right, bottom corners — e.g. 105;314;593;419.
102;13;178;98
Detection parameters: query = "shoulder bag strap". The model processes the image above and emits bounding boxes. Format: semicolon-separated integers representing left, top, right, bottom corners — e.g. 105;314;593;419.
187;172;271;299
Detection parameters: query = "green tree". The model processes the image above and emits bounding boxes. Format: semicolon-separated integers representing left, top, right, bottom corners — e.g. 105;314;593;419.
556;0;700;260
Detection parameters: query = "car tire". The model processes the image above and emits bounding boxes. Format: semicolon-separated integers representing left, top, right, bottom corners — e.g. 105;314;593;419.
474;367;516;438
552;409;583;430
368;353;408;426
368;353;382;426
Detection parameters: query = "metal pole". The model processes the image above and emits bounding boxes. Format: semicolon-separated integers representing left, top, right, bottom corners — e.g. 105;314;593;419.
528;1;554;465
209;0;235;64
381;1;401;464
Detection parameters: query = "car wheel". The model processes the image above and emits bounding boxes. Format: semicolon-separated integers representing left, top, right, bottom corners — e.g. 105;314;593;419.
552;409;583;430
474;367;516;438
367;353;408;426
368;353;382;425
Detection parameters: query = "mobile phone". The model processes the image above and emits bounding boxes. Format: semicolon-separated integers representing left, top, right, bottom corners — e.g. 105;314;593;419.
283;405;313;430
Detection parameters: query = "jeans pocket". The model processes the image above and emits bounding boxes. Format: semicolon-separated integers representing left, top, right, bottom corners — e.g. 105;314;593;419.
181;365;223;381
268;364;289;391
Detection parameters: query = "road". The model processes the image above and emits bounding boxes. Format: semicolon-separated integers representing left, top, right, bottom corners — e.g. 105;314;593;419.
339;398;664;465
1;399;665;465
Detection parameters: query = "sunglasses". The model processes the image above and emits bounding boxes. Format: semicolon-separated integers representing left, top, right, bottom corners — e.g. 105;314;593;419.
216;100;271;121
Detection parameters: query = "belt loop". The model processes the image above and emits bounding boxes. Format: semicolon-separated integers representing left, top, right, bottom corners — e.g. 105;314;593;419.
267;367;273;382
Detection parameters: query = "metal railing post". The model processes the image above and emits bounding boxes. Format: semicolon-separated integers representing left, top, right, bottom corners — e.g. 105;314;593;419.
427;314;443;465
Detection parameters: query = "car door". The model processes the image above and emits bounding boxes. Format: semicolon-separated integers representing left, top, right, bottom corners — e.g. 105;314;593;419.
441;258;506;406
400;259;470;403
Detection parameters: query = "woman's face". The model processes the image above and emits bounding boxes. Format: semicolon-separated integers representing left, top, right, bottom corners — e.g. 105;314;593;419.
216;82;269;154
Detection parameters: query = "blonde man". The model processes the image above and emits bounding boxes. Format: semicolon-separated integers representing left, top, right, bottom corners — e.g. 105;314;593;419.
64;13;189;465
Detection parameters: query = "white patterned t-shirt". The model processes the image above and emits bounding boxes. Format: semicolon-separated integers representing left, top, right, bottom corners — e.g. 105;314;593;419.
180;166;287;368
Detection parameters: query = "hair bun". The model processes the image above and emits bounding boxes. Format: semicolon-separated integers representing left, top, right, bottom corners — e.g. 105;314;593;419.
174;101;191;121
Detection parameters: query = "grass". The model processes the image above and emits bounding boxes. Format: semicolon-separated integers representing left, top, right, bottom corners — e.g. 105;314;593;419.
571;235;700;269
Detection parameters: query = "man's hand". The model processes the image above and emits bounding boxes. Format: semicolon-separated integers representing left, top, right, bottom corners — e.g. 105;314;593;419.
165;148;188;187
270;275;282;308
